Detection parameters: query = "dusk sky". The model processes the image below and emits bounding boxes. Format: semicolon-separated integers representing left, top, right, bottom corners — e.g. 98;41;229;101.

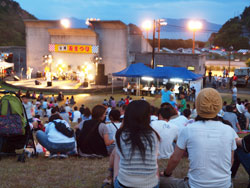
16;0;249;25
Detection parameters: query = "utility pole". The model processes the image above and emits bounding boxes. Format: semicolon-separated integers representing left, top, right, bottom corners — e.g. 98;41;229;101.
151;20;156;69
157;20;160;52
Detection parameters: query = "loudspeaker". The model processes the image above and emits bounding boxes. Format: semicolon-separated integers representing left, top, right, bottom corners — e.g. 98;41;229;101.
14;76;20;81
97;64;105;76
96;75;108;85
47;81;52;87
82;81;88;87
36;71;42;78
35;80;41;85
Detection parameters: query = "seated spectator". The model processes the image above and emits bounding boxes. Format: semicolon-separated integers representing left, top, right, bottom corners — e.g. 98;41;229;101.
183;108;194;126
57;92;64;101
110;97;116;108
160;88;238;188
81;107;92;122
32;91;36;99
245;104;250;130
150;105;158;122
72;106;81;123
79;104;85;115
36;114;75;158
70;95;75;105
223;105;242;132
59;107;70;123
235;103;248;130
117;98;125;107
46;106;52;118
151;107;178;159
65;104;71;114
48;101;54;108
106;109;121;154
103;99;108;106
119;104;126;121
77;105;113;157
114;100;160;188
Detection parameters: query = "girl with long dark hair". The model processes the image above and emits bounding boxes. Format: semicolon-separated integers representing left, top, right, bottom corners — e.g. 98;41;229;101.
114;100;160;188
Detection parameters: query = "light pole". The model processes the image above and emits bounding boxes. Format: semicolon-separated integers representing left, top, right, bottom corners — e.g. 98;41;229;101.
188;20;202;54
228;45;233;76
157;19;167;52
142;20;152;51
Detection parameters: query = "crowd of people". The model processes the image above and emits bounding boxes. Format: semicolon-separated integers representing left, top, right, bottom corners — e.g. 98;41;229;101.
0;82;250;188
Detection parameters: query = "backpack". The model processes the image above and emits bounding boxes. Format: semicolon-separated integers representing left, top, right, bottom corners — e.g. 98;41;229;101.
0;95;26;136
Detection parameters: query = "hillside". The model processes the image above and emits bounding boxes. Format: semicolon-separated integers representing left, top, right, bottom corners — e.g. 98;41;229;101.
0;0;36;46
212;5;250;50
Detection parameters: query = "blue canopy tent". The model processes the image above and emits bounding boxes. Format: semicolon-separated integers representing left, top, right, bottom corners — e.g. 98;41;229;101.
149;67;202;81
112;63;154;94
112;63;154;77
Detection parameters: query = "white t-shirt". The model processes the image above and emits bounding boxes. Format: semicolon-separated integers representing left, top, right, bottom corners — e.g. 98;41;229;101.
169;115;189;133
106;122;121;140
177;120;238;188
72;111;81;123
232;87;237;97
65;106;71;113
151;120;178;159
23;102;33;119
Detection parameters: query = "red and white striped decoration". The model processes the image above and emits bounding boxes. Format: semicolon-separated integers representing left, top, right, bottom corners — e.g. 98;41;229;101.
49;44;55;52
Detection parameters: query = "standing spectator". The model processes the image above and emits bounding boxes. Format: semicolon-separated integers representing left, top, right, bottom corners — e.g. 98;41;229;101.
39;92;44;100
151;107;178;159
232;84;237;104
26;90;31;99
190;86;196;102
65;97;69;105
160;88;238;188
233;74;238;86
72;106;81;123
22;95;34;123
245;104;250;130
208;70;212;82
42;99;48;114
50;94;55;102
158;83;173;104
114;100;160;188
223;105;241;133
178;93;186;114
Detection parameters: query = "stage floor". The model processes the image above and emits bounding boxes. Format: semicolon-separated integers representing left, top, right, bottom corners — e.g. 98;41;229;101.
4;78;121;93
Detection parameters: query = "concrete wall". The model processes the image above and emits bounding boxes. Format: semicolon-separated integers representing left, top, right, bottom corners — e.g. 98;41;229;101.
25;21;60;74
0;46;26;76
91;21;128;75
135;52;206;74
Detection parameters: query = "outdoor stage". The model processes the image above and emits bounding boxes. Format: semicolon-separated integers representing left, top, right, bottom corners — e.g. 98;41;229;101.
4;78;122;94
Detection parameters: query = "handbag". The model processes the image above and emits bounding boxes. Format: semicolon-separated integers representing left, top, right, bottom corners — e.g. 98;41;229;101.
0;101;23;136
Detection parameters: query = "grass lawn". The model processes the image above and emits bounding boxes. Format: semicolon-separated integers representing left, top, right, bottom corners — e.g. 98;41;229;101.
0;90;250;187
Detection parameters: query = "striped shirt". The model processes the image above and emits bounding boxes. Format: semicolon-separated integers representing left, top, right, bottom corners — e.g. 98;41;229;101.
116;132;159;188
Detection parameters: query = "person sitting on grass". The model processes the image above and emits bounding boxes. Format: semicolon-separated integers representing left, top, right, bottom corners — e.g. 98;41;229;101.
77;105;113;157
113;100;160;188
106;109;121;154
36;114;75;158
160;88;238;188
151;107;178;159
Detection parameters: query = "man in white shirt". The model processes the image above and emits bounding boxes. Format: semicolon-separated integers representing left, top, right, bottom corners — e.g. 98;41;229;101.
160;88;237;188
151;108;178;159
22;95;33;122
232;85;237;104
72;106;81;123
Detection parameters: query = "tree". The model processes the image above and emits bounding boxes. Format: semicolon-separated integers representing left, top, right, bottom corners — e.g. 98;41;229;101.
245;58;250;67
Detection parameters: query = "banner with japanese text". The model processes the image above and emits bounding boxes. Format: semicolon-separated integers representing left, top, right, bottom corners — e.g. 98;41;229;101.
49;44;99;54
